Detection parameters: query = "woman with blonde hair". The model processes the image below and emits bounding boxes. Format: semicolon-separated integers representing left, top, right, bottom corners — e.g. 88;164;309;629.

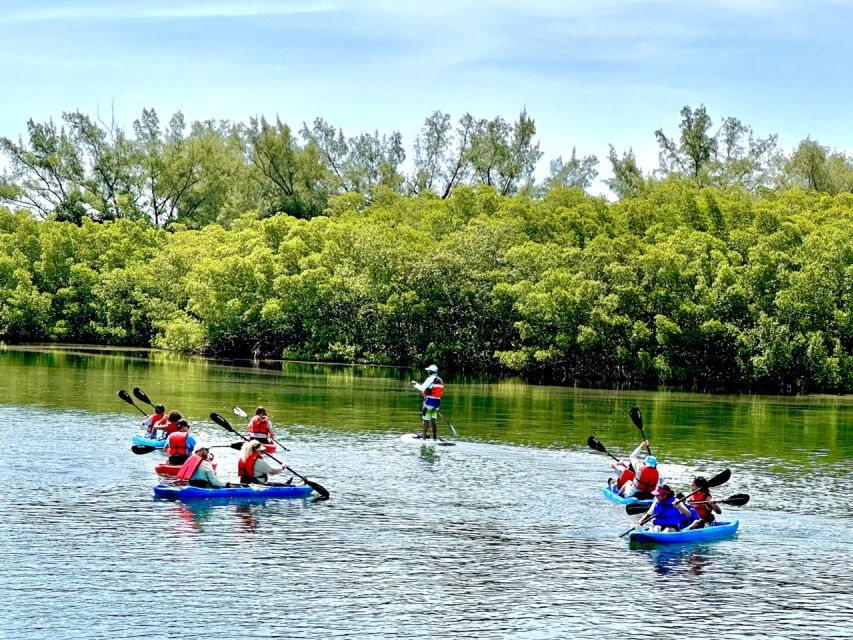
238;439;288;485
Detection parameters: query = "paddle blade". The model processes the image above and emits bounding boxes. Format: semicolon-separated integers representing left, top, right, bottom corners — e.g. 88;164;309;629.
722;493;750;507
707;468;731;488
629;406;643;429
131;445;157;455
230;442;245;450
625;503;649;516
233;406;248;419
210;412;238;434
303;478;330;500
133;387;155;407
587;436;606;453
118;390;134;405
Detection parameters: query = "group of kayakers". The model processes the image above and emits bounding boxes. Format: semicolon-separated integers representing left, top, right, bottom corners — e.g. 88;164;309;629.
607;439;722;532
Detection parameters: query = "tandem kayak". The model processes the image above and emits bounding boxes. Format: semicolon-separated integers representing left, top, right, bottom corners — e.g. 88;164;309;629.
627;520;739;545
154;462;217;476
153;483;314;501
602;485;653;506
132;435;167;448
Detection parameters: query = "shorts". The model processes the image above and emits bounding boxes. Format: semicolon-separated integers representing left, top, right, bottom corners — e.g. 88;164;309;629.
421;397;440;419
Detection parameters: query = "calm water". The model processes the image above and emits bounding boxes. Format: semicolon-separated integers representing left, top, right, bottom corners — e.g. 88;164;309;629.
0;345;851;639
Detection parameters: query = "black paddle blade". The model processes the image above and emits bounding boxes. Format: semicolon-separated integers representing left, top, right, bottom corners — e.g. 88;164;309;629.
303;478;330;500
707;468;731;488
723;493;750;506
131;445;157;455
587;436;606;453
133;387;154;407
629;406;643;429
230;442;245;450
210;412;239;434
118;390;147;415
625;503;649;515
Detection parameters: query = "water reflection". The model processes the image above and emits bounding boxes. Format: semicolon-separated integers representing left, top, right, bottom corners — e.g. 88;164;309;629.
630;543;728;576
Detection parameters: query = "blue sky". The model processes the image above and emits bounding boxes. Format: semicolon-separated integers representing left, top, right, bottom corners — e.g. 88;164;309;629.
2;0;853;194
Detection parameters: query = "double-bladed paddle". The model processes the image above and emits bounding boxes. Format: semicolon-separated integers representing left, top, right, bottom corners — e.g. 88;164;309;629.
133;387;157;409
587;436;621;462
132;442;243;456
118;389;147;416
619;468;731;537
624;492;750;516
211;412;329;499
629;406;651;455
232;406;290;452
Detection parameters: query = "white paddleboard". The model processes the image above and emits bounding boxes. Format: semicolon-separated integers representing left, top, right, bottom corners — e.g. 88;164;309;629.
400;433;456;446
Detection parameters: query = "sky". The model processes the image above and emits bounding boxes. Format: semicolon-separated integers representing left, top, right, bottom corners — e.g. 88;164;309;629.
2;0;853;195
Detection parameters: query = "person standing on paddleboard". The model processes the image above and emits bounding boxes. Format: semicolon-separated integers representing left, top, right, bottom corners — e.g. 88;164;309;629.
411;364;444;440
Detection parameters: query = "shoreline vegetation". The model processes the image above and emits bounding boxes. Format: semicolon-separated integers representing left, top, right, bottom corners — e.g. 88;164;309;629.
1;105;851;393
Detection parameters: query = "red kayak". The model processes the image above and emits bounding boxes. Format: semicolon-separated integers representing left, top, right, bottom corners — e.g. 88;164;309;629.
155;461;218;476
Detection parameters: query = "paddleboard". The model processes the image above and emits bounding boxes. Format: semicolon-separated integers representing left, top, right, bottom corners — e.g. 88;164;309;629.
400;433;456;446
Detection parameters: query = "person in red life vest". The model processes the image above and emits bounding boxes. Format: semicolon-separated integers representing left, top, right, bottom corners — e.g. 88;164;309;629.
638;484;693;532
247;406;275;444
175;443;229;488
608;459;635;492
144;404;167;439
685;476;722;529
162;410;183;436
619;440;659;500
410;364;444;440
163;420;197;465
237;439;289;485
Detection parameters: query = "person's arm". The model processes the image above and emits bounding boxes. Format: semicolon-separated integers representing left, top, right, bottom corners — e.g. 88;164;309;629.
676;502;692;518
411;374;435;392
187;435;197;452
255;457;283;476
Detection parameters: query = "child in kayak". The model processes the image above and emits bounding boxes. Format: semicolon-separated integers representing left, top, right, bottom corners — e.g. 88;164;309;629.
638;485;693;532
685;476;722;529
608;459;635;492
247;407;275;444
619;440;659;500
162;410;183;436
144;404;167;438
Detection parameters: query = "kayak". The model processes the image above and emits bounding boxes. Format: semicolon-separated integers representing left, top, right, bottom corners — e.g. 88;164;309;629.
155;461;217;476
153;483;314;501
627;520;739;545
400;433;456;446
132;435;167;449
602;485;653;506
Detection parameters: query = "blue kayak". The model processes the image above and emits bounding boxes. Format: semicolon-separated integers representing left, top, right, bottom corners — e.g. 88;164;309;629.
153;483;314;501
132;435;167;448
627;520;739;545
602;485;653;506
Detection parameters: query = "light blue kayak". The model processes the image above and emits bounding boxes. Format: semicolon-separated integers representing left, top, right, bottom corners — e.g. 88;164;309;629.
132;435;167;448
602;485;653;506
153;483;314;501
628;520;739;545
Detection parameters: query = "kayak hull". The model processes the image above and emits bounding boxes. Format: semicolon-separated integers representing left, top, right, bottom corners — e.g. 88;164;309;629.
628;520;739;545
153;483;313;501
155;462;217;476
132;435;166;449
602;485;653;506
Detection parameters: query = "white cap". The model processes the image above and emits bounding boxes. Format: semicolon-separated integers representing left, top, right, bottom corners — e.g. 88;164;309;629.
425;364;438;373
195;442;212;451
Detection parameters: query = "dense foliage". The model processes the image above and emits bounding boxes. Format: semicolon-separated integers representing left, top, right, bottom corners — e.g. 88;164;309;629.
1;180;851;392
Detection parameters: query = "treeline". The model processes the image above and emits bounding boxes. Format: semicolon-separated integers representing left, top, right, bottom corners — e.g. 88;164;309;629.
4;104;853;228
1;180;851;392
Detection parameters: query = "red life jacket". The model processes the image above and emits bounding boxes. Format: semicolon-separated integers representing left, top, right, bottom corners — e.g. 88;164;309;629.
635;466;660;492
146;413;165;434
249;416;271;436
689;489;713;519
238;451;262;480
176;455;203;480
617;467;636;488
164;420;180;435
422;376;444;398
166;432;190;456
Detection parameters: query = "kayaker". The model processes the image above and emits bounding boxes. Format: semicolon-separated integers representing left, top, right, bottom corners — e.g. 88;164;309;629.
144;404;167;438
162;410;183;436
238;439;289;485
247;406;275;444
176;443;229;488
608;459;635;491
638;484;692;532
410;364;444;440
685;476;722;529
163;420;196;465
619;440;659;500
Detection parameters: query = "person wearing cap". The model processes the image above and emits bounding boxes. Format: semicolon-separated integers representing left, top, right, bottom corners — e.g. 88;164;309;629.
411;364;444;440
238;439;289;485
175;443;229;488
144;404;167;438
684;476;722;529
247;406;275;444
637;484;692;532
163;419;196;465
619;439;659;499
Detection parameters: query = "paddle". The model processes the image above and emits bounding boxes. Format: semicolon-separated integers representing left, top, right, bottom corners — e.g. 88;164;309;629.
587;436;621;462
629;406;651;455
438;412;459;438
132;442;244;455
118;389;147;416
618;468;731;537
210;412;329;499
133;387;157;409
232;406;291;452
624;493;750;515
